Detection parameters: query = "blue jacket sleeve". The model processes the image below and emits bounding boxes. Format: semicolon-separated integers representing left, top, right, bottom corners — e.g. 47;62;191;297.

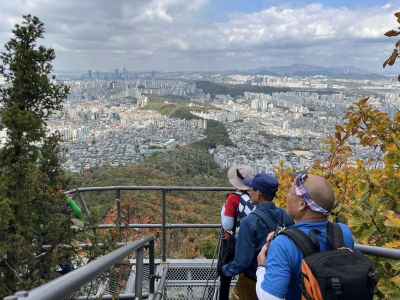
222;218;256;277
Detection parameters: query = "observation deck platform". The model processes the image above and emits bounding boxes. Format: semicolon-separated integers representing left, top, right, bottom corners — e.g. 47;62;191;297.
4;186;400;300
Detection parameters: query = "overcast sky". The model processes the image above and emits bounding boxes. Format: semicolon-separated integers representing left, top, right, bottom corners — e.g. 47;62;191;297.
0;0;399;73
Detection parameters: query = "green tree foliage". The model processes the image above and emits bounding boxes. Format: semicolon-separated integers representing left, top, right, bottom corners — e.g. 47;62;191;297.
202;119;233;147
195;80;292;99
69;143;228;222
0;15;72;297
143;97;233;148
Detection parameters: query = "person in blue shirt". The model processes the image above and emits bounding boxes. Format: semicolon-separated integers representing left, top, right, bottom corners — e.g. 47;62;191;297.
256;174;355;300
223;173;293;299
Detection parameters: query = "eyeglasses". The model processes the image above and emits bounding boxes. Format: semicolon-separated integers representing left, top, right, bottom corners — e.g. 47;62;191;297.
294;173;330;216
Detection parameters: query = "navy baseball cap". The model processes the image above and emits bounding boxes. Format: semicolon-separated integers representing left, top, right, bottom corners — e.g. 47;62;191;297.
244;173;279;199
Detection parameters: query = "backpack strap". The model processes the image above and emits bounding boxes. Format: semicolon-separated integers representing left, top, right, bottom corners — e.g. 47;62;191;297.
252;209;279;232
280;228;319;257
239;193;255;214
327;222;345;249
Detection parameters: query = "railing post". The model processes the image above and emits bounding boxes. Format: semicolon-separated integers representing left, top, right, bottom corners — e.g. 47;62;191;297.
149;239;155;294
116;189;122;240
161;190;167;262
76;190;91;218
135;247;144;300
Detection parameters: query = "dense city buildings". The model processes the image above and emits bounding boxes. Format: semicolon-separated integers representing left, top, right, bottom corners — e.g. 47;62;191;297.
48;97;207;172
2;71;399;173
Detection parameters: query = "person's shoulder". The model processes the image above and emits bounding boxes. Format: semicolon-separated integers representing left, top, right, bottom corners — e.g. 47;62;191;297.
226;192;241;201
336;222;351;230
271;233;298;251
242;210;264;230
240;192;251;200
336;222;352;235
336;222;355;247
225;193;241;209
268;233;300;264
242;211;257;225
273;234;291;245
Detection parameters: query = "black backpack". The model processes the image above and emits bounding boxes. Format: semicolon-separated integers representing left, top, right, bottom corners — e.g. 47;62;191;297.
279;222;378;300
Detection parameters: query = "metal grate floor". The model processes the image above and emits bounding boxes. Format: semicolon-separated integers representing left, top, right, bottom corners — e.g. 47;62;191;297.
163;259;236;300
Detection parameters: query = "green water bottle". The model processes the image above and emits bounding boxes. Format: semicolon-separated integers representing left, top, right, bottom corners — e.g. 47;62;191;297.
66;195;83;220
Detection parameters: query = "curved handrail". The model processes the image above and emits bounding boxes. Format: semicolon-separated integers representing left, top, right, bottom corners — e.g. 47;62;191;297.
66;185;235;193
67;185;400;260
355;243;400;260
66;185;400;261
5;236;155;300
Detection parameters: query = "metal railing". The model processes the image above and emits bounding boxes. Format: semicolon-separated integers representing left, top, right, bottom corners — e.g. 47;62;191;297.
69;186;234;261
69;185;400;260
5;185;400;300
4;236;156;300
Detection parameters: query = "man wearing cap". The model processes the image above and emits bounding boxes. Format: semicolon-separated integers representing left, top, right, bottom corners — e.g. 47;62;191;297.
223;173;293;300
256;174;354;300
218;165;255;300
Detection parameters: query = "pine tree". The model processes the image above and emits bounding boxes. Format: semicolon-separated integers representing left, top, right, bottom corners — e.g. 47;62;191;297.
0;15;72;297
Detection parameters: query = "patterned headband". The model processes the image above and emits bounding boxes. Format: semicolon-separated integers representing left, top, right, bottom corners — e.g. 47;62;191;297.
294;173;330;216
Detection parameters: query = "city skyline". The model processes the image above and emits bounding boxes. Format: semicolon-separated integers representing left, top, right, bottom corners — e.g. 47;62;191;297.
39;73;399;173
1;1;400;73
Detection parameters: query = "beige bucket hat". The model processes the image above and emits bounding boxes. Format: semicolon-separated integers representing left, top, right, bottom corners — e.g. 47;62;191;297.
227;165;255;190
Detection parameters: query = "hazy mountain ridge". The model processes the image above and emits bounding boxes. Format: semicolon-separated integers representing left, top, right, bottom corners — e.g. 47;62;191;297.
234;64;388;80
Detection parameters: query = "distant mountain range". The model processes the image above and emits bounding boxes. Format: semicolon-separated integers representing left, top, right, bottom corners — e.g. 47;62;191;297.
239;64;388;80
56;64;393;81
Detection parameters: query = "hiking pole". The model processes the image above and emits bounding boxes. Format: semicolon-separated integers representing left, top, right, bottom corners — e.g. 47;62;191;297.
200;234;221;300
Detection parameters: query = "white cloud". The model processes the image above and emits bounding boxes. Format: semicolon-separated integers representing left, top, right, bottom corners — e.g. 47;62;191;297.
0;1;398;71
142;1;174;23
211;4;397;49
136;0;207;23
